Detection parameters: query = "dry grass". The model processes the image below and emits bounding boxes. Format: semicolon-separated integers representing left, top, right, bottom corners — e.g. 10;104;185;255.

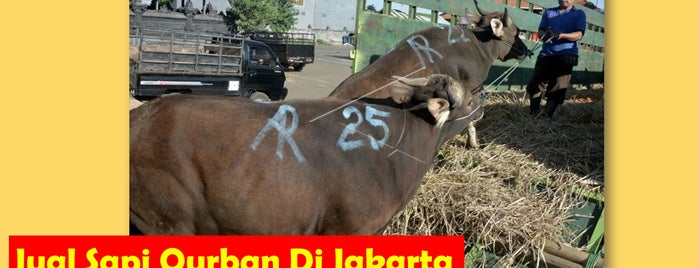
384;87;604;267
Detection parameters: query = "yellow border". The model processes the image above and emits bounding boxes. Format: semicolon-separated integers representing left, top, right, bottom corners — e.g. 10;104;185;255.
2;1;698;267
608;1;699;267
0;1;127;266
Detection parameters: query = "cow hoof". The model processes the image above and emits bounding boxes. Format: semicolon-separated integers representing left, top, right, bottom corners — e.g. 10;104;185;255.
467;140;480;149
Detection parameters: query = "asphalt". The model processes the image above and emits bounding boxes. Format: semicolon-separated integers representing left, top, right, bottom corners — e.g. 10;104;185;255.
284;44;354;100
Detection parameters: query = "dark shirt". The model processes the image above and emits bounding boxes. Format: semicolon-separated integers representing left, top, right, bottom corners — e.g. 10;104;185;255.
539;7;586;57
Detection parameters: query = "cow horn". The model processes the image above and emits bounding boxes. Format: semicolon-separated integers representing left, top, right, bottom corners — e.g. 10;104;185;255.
474;0;487;16
502;8;509;27
392;76;428;87
446;89;462;109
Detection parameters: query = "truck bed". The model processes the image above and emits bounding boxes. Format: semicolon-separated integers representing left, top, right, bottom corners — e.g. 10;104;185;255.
251;31;315;69
132;28;244;76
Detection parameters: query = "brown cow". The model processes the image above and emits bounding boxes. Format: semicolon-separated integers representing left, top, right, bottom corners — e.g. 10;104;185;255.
130;74;479;235
329;0;531;148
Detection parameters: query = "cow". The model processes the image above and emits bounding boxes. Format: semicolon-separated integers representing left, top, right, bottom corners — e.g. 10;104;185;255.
130;74;480;235
328;0;531;149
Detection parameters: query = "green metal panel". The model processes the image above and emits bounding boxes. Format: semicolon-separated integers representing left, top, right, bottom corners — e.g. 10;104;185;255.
353;12;435;72
587;208;605;254
352;0;605;88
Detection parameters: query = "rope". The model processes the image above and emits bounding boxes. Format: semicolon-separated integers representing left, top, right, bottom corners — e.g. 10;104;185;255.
479;32;558;102
387;107;408;158
308;67;425;123
481;61;520;101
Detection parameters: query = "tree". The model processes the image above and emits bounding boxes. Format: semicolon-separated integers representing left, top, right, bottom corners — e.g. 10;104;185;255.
150;0;172;11
229;0;297;33
366;4;378;13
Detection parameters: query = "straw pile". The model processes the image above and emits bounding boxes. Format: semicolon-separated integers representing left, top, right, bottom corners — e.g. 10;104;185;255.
384;87;604;267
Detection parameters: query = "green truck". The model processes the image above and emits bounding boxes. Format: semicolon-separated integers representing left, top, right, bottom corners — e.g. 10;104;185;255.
251;31;316;72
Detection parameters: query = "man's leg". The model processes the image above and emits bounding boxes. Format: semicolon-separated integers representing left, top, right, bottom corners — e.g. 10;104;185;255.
544;86;567;117
526;58;549;116
543;67;572;118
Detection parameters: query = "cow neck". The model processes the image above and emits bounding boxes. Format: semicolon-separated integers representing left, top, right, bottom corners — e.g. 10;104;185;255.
386;107;409;160
384;107;438;207
387;106;441;166
471;27;499;62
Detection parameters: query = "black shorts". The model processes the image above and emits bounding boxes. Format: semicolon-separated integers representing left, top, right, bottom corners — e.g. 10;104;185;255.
527;54;578;94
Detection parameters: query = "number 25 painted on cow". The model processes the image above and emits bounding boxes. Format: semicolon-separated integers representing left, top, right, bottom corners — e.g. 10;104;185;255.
337;105;391;151
251;105;391;164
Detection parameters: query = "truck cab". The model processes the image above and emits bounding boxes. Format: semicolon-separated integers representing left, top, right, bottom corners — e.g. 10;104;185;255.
242;40;287;101
130;28;288;102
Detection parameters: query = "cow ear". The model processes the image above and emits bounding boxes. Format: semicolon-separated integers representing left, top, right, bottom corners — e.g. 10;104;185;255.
427;98;451;128
389;76;428;103
388;79;416;104
490;18;504;37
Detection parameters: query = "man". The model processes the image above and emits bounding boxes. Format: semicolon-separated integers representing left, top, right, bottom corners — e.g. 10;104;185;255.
527;0;586;117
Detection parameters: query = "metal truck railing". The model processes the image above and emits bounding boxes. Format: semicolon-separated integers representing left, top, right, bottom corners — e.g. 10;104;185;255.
130;27;244;76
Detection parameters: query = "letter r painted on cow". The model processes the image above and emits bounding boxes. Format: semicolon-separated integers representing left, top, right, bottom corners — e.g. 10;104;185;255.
251;104;306;163
406;35;444;69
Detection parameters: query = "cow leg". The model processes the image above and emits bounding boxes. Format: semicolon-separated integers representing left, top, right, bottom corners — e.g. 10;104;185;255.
466;121;479;149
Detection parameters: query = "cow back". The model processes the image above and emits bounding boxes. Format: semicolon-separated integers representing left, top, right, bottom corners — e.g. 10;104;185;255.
130;94;442;235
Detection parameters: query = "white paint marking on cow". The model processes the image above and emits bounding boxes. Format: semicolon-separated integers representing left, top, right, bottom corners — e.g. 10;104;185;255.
336;121;426;165
337;105;391;152
436;24;472;45
307;68;425;123
250;104;306;163
337;106;365;151
406;35;443;69
364;105;391;150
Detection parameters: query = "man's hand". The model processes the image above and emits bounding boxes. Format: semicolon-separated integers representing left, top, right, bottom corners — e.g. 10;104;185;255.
540;28;556;42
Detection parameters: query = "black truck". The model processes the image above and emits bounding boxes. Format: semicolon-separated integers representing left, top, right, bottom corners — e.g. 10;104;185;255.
130;28;287;102
251;31;315;71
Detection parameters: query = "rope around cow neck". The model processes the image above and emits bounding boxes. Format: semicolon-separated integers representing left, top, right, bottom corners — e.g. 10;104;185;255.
481;35;553;101
308;67;426;123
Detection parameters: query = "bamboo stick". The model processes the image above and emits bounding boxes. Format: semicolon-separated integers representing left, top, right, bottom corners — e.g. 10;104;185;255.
543;239;604;268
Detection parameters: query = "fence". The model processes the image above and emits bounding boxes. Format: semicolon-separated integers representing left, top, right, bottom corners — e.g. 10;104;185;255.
351;0;604;89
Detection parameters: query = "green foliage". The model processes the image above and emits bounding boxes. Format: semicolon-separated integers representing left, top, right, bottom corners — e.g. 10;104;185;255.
230;0;297;33
366;4;378;13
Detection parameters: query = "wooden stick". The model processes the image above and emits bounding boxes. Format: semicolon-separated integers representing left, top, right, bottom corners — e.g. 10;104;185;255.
540;251;583;268
544;239;604;268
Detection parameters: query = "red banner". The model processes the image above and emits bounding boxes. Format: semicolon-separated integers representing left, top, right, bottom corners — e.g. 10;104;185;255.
9;236;463;268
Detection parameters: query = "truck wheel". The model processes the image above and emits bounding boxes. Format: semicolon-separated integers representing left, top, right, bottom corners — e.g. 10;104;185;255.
250;92;271;103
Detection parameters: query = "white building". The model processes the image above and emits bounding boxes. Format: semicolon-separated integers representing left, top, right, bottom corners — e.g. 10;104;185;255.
293;0;357;32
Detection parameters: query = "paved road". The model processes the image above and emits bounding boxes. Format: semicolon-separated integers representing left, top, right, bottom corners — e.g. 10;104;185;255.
284;44;354;100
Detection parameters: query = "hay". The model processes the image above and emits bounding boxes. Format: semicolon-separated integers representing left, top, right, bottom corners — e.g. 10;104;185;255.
384;87;604;267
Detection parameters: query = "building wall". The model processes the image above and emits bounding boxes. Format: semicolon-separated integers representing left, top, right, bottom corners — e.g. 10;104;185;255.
293;0;356;32
293;0;317;30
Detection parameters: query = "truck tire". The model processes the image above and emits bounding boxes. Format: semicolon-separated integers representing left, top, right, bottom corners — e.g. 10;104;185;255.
249;92;271;103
